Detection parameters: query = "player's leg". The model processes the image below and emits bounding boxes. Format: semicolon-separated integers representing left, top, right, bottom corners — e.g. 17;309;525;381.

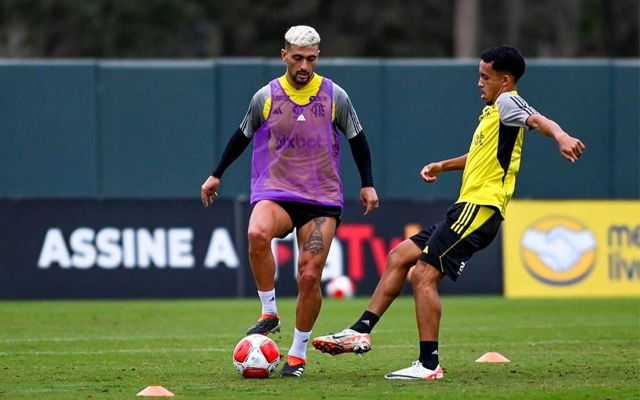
411;260;445;343
385;203;501;380
383;260;445;380
312;238;423;355
363;239;424;321
245;200;293;335
293;216;337;331
280;216;337;377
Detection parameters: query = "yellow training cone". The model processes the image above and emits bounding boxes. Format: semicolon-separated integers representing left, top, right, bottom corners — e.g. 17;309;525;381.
136;386;175;397
475;352;510;363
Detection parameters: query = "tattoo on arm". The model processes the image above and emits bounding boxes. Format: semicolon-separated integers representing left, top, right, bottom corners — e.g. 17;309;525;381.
303;217;326;255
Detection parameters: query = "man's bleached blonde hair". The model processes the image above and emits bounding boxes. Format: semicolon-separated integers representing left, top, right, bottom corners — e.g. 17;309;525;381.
284;25;321;48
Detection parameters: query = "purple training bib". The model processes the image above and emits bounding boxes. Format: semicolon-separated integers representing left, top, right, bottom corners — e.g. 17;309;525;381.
250;78;343;208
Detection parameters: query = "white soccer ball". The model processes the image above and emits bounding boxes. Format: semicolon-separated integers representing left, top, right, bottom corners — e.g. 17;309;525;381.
325;275;355;299
232;334;280;379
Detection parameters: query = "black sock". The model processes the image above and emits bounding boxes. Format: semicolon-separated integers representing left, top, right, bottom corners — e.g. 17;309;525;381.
349;310;380;334
418;341;439;370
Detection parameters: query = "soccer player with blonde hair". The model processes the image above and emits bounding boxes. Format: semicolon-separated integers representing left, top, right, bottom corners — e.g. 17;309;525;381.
201;25;379;378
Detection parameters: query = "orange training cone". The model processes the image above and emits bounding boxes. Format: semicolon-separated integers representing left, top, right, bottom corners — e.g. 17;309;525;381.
475;352;510;363
136;386;175;397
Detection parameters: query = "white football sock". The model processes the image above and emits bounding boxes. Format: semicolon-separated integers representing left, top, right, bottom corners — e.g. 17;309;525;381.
258;289;277;315
288;328;311;361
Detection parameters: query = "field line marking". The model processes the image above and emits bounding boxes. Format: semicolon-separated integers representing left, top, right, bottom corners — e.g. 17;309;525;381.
1;339;638;356
0;333;241;343
0;347;229;356
378;338;640;348
1;321;638;344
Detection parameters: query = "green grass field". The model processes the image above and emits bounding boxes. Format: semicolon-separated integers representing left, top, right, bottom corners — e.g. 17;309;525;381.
1;296;638;399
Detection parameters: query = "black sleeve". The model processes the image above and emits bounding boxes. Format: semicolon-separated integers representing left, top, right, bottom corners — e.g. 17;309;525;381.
348;131;374;188
211;128;252;178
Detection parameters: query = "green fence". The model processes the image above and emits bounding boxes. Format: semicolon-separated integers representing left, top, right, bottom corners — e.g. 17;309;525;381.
1;59;637;200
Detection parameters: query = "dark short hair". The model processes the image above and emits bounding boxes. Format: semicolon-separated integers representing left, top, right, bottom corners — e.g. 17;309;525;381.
480;45;526;82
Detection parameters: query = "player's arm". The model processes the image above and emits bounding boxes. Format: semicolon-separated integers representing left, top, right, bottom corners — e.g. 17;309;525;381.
334;83;379;215
348;132;379;215
420;154;468;183
348;132;374;188
201;90;265;207
526;114;585;163
200;128;252;207
497;92;585;163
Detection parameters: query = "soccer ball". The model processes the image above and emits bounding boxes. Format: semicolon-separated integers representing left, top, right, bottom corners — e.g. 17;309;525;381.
325;275;355;299
232;334;280;379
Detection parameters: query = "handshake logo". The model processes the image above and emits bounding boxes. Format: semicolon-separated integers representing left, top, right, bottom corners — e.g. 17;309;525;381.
275;134;323;150
521;217;597;286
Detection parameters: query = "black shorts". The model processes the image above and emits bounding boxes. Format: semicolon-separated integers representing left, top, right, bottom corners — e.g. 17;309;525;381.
274;201;342;238
410;202;502;281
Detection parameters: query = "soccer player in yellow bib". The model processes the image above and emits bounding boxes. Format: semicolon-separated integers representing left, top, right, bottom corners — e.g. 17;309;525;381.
312;45;585;380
